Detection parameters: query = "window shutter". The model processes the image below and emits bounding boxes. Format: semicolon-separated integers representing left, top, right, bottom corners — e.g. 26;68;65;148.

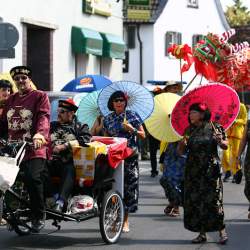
127;25;136;49
177;32;182;45
165;32;172;56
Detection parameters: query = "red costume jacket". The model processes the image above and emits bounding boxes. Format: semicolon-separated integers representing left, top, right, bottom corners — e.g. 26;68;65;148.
0;89;50;161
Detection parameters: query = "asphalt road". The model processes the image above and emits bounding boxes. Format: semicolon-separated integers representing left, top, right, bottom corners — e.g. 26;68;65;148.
0;160;250;250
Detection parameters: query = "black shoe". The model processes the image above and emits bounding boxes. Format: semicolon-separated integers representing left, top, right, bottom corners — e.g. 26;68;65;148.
223;171;231;182
233;169;243;184
31;219;45;233
191;234;207;244
151;171;158;177
141;155;150;161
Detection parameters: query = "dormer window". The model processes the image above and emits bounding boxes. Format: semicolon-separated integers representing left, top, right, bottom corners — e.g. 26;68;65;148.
187;0;198;8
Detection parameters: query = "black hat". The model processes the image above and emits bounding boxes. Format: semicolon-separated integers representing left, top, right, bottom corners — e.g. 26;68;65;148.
0;79;12;89
10;66;32;78
58;98;78;112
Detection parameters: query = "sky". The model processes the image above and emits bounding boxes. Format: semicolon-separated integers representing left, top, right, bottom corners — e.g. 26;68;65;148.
220;0;250;11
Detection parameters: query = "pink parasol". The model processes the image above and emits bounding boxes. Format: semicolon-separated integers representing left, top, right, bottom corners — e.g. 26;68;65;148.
171;83;240;136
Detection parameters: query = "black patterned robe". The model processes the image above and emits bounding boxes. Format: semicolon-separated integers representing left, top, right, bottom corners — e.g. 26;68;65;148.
183;122;226;232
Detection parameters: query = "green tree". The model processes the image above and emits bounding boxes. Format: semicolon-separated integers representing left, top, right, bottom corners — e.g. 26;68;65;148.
225;0;250;26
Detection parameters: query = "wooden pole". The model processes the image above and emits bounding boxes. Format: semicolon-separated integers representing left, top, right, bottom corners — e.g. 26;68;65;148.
183;73;198;93
180;59;183;84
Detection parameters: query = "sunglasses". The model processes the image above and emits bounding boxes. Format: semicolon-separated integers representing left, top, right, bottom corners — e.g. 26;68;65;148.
13;75;28;81
113;98;125;103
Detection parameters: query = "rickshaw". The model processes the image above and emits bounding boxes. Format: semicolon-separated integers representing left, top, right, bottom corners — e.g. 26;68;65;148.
0;137;126;244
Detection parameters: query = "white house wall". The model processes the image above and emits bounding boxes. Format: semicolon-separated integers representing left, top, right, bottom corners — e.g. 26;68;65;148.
154;0;228;88
0;0;123;90
123;25;154;84
124;0;230;88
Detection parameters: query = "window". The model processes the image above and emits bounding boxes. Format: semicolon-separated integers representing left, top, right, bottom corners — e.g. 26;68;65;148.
127;25;136;49
187;0;198;8
192;34;204;47
123;51;129;73
165;32;182;56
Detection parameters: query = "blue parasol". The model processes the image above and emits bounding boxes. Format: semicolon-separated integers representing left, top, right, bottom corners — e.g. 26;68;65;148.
61;74;112;93
97;80;154;122
77;91;101;128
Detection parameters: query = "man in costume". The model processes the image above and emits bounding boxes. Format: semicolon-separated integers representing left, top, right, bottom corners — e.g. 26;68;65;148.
0;66;50;232
222;102;247;183
48;99;91;212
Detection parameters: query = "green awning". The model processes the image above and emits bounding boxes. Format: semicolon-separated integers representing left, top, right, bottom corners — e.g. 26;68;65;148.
71;26;103;56
101;33;125;59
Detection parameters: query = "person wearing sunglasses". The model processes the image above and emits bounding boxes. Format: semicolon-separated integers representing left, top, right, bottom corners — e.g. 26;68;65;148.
48;98;91;213
103;90;145;233
0;66;50;233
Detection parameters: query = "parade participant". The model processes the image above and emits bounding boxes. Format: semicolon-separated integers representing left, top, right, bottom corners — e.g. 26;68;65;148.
48;98;91;212
158;81;184;215
0;79;12;226
0;80;12;116
222;103;247;183
0;66;50;232
103;90;145;233
237;119;250;219
178;103;229;244
150;81;183;178
159;141;186;217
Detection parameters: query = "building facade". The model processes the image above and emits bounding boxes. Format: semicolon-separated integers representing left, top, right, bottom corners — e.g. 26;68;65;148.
123;0;230;89
0;0;125;90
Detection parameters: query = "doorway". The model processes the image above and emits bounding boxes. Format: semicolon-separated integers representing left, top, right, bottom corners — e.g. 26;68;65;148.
26;25;53;90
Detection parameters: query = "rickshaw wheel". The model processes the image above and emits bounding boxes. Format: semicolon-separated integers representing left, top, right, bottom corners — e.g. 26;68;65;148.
99;190;124;244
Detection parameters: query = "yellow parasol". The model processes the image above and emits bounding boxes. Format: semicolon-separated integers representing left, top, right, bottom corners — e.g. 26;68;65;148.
0;72;37;92
145;93;182;142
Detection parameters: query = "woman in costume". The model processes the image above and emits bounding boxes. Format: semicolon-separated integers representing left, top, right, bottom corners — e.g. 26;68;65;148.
178;103;229;244
103;90;145;233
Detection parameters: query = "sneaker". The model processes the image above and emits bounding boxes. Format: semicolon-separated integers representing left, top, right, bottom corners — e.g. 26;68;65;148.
53;199;64;213
223;171;231;182
54;203;63;213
